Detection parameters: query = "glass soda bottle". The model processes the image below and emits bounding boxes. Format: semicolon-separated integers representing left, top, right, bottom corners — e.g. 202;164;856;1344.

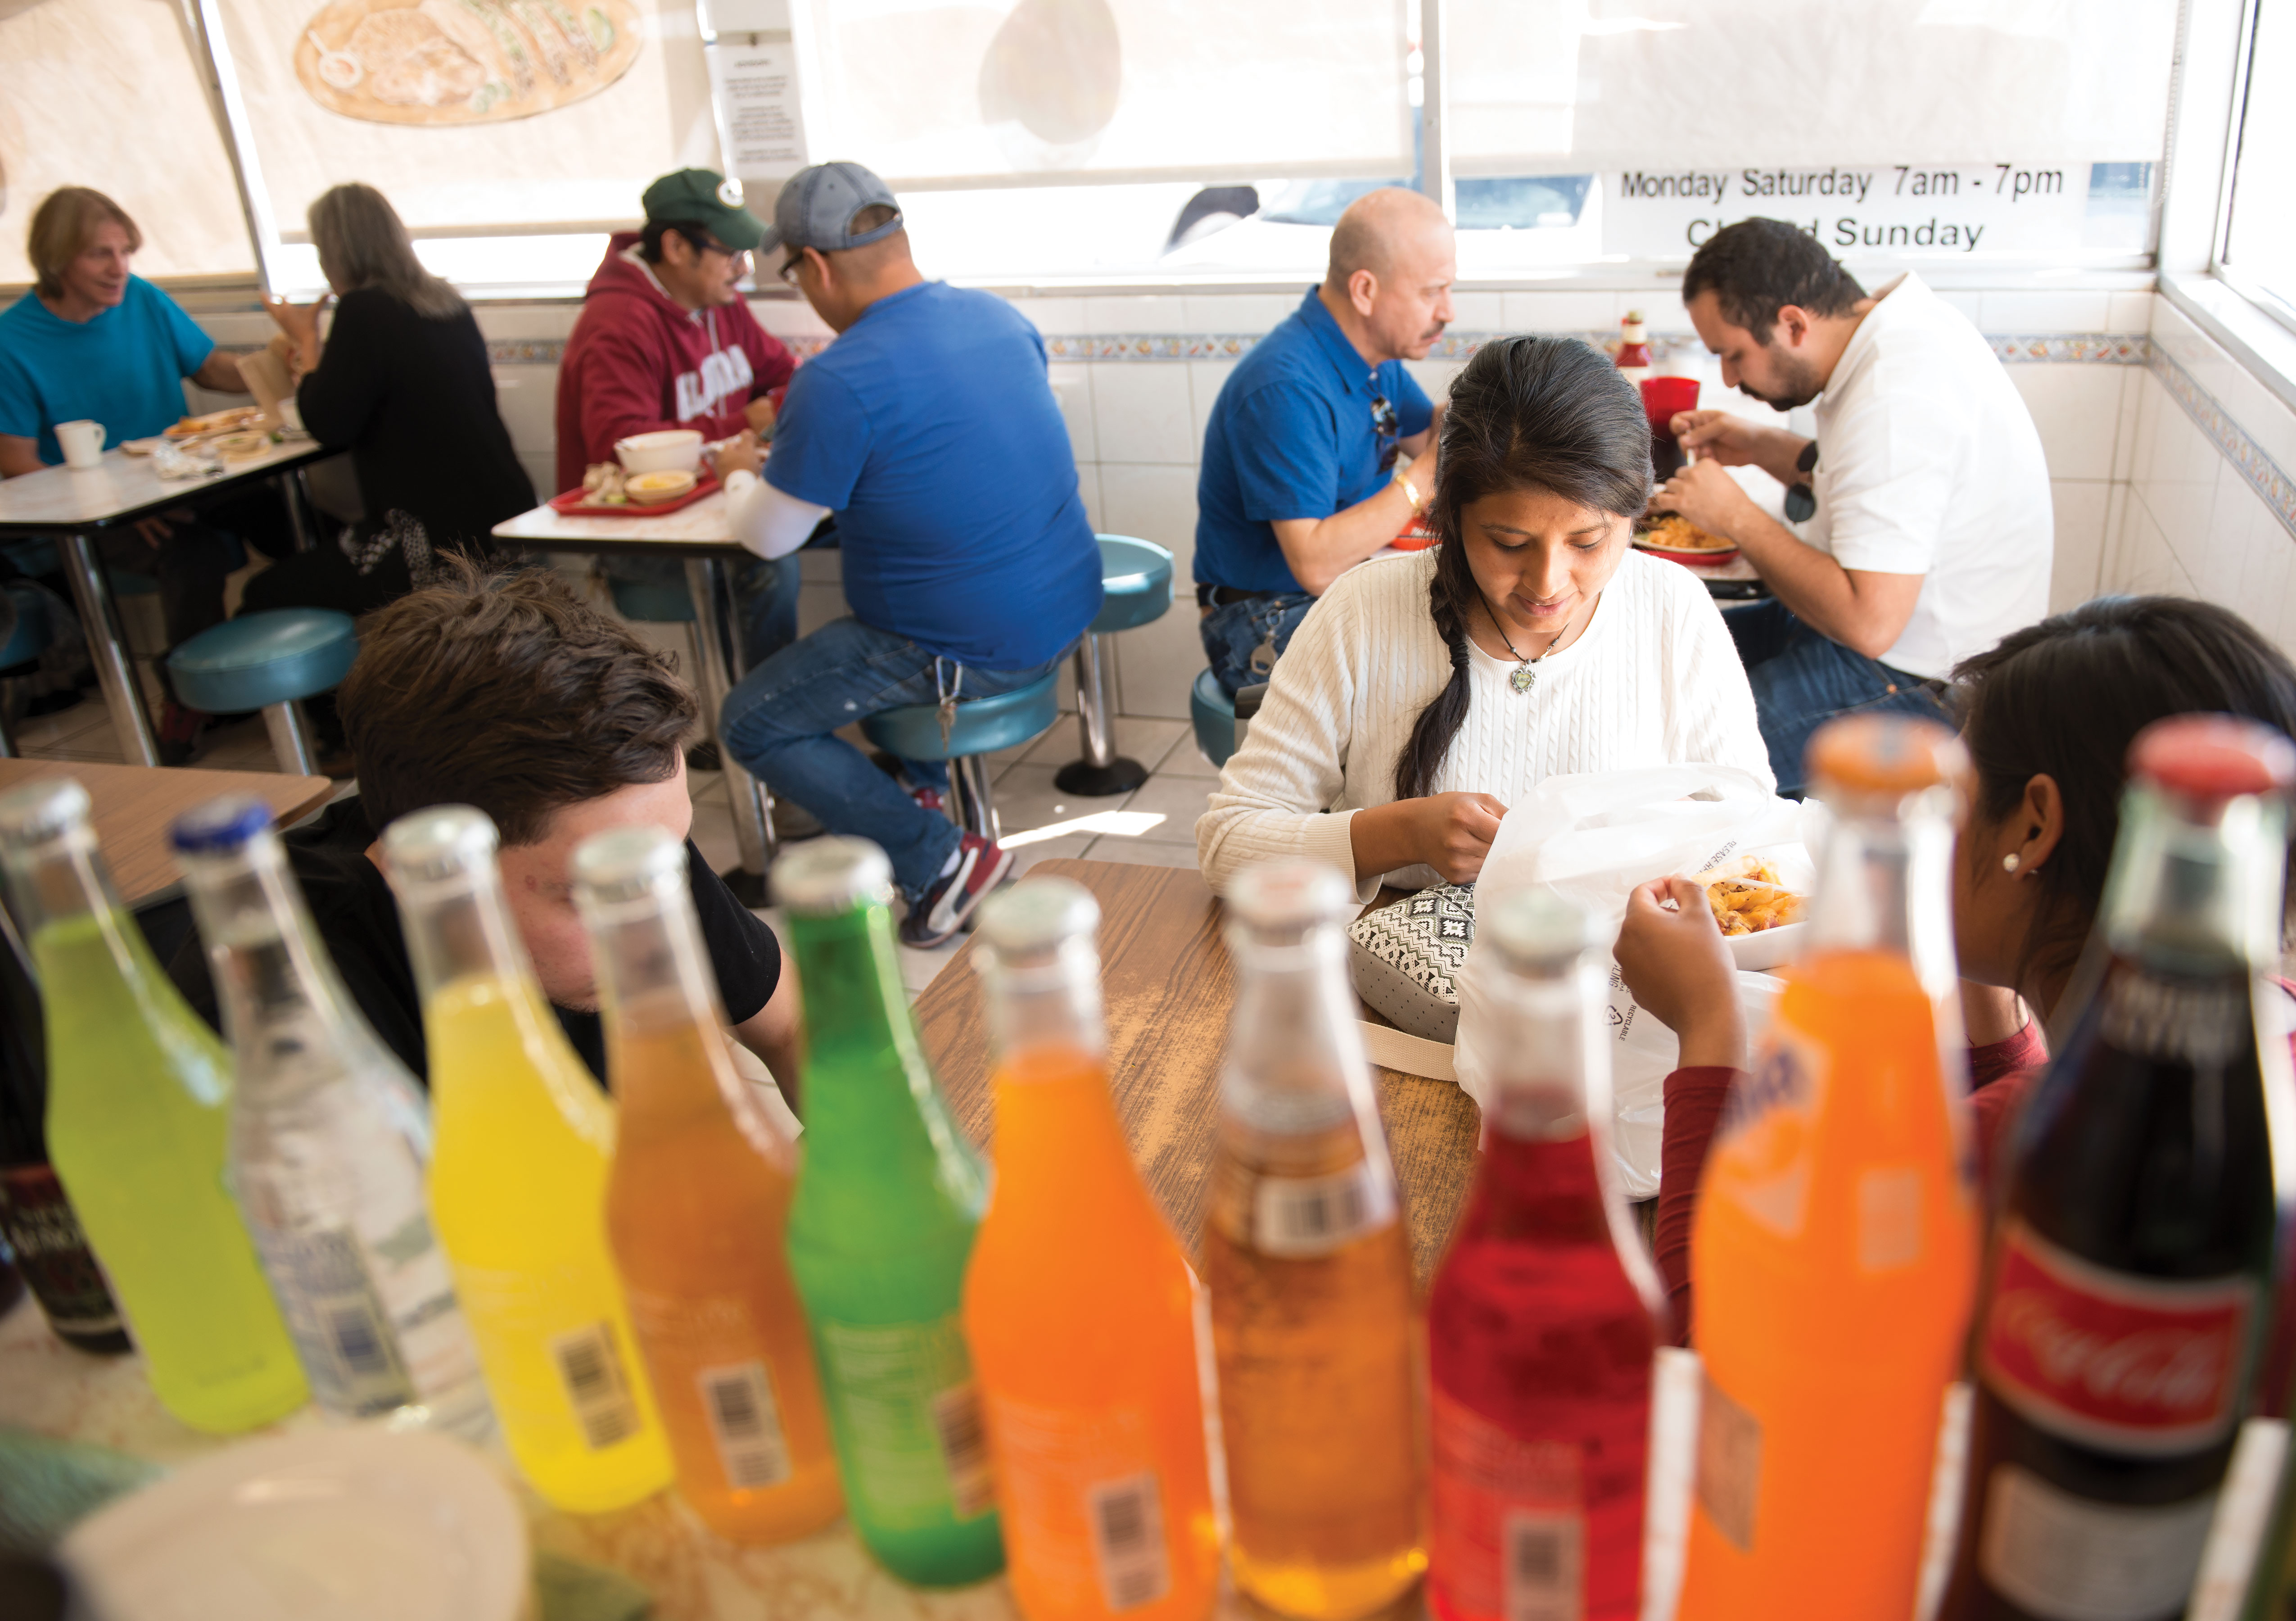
1204;860;1426;1619
0;778;306;1431
775;837;1003;1586
383;805;671;1513
172;797;491;1438
574;825;844;1544
962;878;1220;1621
1944;715;2296;1621
0;897;130;1354
1426;891;1663;1621
1680;714;1980;1619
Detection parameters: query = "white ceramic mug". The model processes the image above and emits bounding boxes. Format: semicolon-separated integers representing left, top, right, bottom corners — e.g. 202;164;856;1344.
54;420;105;470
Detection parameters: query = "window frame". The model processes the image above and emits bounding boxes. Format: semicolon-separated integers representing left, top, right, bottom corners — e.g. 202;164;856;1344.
2209;0;2296;339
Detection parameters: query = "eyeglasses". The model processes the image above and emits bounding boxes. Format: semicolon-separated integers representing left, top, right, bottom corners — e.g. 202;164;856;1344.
1371;393;1401;471
778;255;804;287
678;227;749;266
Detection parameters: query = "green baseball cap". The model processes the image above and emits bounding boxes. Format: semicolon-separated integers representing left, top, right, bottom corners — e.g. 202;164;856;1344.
640;169;766;253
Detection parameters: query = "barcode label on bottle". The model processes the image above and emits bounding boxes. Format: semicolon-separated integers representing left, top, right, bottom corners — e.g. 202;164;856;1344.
931;1382;997;1519
1252;1164;1394;1258
552;1323;640;1450
1977;1464;2216;1621
699;1361;792;1490
256;1225;416;1418
1503;1510;1583;1621
1087;1472;1171;1612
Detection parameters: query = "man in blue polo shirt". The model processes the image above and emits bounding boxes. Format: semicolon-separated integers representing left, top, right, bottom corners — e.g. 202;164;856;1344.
1194;187;1456;696
716;162;1101;946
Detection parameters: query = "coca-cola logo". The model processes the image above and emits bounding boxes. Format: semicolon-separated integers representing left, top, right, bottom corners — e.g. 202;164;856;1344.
1980;1222;2255;1456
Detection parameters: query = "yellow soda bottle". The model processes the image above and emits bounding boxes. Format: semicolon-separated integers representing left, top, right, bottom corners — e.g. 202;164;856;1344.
382;806;672;1513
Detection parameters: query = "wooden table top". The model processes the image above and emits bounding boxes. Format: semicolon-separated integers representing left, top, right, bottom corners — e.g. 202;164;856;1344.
0;759;334;907
914;857;1483;1284
0;439;327;535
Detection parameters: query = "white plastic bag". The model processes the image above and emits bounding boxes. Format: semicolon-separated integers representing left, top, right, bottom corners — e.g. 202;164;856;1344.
1452;765;1817;1197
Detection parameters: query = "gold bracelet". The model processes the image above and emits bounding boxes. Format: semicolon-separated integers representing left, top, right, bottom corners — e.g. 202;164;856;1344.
1392;466;1422;511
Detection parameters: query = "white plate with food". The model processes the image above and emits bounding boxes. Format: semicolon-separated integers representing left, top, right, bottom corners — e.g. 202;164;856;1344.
1698;854;1811;971
59;1427;527;1621
1635;512;1740;565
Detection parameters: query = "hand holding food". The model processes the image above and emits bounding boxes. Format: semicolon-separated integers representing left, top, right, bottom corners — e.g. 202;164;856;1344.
1616;876;1747;1069
1651;456;1760;541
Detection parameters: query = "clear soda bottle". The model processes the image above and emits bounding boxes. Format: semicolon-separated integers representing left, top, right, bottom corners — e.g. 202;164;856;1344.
775;837;1003;1586
384;805;671;1513
1680;714;1980;1619
1426;891;1663;1621
172;796;491;1438
1204;860;1425;1620
574;824;844;1544
0;778;306;1432
1946;715;2296;1621
962;878;1220;1621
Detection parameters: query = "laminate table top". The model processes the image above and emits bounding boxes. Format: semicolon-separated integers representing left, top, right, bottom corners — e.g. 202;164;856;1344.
0;438;329;534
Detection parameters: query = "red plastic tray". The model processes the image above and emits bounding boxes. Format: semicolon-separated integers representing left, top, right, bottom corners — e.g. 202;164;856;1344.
549;472;721;518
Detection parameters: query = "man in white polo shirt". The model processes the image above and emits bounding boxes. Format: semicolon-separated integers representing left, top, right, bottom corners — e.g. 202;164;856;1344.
1653;218;2052;793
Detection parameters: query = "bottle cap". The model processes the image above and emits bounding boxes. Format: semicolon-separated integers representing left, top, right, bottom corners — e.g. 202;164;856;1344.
1624;308;1645;324
1227;860;1350;929
571;824;685;904
976;877;1098;955
380;805;499;883
2128;714;2296;800
1806;713;1968;799
170;795;274;856
773;836;893;916
0;777;90;850
1482;888;1600;968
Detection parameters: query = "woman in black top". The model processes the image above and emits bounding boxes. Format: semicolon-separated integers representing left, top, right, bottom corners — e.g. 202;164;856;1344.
245;183;533;616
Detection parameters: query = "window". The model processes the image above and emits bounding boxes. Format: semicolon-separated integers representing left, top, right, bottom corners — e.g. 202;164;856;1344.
2220;0;2296;325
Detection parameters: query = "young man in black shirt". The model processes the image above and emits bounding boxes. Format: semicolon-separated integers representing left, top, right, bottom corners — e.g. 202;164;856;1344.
169;561;798;1098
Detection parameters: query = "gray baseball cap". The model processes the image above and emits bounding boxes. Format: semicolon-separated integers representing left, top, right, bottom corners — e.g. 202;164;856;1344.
761;162;904;258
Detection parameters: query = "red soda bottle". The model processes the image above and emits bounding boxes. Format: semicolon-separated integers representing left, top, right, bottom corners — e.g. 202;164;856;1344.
1427;890;1664;1621
1943;715;2296;1621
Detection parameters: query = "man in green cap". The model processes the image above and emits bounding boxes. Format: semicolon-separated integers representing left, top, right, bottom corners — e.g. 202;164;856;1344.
556;168;802;669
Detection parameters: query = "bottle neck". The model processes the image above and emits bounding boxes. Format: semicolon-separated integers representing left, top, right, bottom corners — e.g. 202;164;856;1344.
181;844;373;1079
3;825;164;995
2098;783;2288;975
1807;791;1961;1000
1223;919;1379;1137
983;934;1105;1078
1473;958;1606;1145
787;896;957;1148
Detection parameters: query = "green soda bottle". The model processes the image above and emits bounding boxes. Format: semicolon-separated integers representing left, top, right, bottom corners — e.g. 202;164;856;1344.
774;838;1003;1586
0;779;306;1432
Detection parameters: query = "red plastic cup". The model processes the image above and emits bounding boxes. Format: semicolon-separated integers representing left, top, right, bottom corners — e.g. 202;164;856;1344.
1641;375;1700;435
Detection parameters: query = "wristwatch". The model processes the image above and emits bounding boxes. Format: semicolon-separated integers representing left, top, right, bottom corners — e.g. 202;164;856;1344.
1391;465;1424;511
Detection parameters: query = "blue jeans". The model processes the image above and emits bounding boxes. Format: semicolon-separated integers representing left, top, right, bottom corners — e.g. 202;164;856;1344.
719;617;1067;899
602;552;800;671
1725;599;1953;797
1199;591;1315;698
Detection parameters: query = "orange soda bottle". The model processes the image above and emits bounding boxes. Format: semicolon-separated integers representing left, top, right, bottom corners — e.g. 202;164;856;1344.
1204;860;1425;1619
1679;714;1980;1618
961;878;1219;1621
574;827;843;1543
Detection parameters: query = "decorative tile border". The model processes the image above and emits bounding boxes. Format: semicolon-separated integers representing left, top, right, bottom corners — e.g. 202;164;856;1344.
2148;343;2296;539
467;329;2152;368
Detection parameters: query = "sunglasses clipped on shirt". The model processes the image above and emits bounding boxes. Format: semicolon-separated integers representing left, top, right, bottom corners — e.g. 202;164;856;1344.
1372;393;1401;472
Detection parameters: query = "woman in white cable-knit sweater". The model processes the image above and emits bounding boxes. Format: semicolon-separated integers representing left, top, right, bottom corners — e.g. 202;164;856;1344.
1196;334;1773;901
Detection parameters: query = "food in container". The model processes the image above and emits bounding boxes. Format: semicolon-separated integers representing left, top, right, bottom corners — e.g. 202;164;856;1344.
1697;856;1805;936
614;430;704;475
625;469;697;504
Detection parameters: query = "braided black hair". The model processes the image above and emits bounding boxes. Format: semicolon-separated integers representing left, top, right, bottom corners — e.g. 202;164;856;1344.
1391;335;1654;801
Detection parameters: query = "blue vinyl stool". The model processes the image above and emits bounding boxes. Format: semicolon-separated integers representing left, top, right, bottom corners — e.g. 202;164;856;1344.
1189;668;1238;771
1053;535;1175;797
0;584;54;759
166;609;357;774
860;670;1062;845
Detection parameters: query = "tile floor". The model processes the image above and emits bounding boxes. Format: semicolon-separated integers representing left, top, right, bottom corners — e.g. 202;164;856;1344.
12;689;1220;1000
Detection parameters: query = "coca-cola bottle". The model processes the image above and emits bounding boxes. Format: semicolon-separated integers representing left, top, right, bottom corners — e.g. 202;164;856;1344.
0;899;131;1354
1943;715;2296;1621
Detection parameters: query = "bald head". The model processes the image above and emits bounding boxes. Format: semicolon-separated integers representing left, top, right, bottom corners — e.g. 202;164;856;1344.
1320;188;1456;364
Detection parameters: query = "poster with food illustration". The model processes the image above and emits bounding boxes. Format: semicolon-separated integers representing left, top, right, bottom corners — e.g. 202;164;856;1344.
295;0;643;124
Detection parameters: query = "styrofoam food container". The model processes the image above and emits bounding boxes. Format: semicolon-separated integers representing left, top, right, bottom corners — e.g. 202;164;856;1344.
615;428;703;474
60;1426;528;1621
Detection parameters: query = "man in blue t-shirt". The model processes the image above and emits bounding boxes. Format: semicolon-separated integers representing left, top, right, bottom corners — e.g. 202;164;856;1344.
0;187;285;756
1194;188;1456;696
714;163;1101;946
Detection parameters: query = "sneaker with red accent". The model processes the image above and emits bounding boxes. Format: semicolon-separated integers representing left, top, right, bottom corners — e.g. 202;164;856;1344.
910;784;947;816
898;831;1013;947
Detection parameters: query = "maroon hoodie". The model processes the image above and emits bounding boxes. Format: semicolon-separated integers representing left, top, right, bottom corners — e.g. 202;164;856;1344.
553;233;797;495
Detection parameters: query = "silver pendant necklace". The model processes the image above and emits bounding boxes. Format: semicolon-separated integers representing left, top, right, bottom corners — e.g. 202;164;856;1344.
1478;588;1571;695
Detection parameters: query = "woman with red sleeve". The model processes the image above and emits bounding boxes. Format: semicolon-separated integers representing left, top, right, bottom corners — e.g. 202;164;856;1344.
1618;594;2296;1346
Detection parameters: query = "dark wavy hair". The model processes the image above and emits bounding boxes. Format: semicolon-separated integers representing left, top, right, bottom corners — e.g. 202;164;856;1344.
1391;335;1654;801
1952;594;2296;995
1681;217;1866;341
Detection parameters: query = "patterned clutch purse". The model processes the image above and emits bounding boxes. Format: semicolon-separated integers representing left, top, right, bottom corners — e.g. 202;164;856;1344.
1347;883;1475;1042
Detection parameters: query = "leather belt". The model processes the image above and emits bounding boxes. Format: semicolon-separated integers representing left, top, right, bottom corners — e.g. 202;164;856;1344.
1194;583;1267;608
